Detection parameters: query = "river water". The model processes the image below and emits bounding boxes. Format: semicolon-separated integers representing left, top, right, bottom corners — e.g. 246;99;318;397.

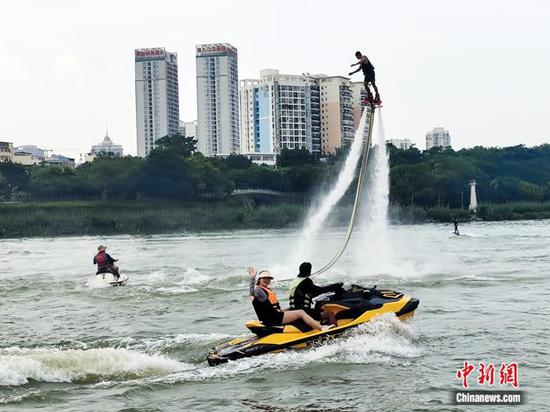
1;220;549;411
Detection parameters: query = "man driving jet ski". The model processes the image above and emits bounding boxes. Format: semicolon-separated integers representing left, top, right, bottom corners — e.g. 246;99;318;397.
289;262;343;327
93;245;120;279
248;267;332;331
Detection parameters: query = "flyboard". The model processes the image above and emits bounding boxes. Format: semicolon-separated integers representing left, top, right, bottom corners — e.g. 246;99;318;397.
86;272;128;288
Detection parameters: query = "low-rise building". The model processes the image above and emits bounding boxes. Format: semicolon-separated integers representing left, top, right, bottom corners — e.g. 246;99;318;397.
43;154;75;169
81;153;97;164
13;151;41;165
244;153;277;166
0;141;14;162
15;145;45;160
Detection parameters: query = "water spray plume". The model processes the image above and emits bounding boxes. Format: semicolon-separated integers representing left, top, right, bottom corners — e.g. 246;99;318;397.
355;109;392;275
301;109;370;242
285;107;375;277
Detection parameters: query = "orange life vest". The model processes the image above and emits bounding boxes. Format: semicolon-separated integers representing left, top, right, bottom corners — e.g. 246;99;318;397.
258;285;281;310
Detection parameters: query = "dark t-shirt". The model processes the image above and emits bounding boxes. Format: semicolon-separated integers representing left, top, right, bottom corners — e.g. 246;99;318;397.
93;252;115;265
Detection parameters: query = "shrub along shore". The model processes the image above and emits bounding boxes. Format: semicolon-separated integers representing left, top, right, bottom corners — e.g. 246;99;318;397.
1;200;549;239
1;137;549;238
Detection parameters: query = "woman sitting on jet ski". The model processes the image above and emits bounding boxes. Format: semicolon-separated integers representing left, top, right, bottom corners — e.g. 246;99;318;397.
248;267;331;331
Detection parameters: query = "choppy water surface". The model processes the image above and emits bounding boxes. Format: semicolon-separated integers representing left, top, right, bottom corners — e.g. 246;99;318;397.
1;221;549;411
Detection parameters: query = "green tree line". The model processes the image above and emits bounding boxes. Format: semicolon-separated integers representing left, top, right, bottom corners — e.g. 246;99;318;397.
388;144;550;207
1;134;549;207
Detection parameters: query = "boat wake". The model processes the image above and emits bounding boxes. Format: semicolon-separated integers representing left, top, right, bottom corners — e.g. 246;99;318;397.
0;347;191;387
0;315;420;390
156;314;422;384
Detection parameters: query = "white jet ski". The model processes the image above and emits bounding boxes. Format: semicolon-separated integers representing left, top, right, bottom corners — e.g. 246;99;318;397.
87;272;128;288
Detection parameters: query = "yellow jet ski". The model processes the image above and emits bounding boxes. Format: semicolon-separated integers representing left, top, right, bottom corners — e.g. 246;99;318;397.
207;284;419;366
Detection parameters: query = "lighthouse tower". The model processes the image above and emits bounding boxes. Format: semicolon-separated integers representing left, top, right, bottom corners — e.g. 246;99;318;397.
469;179;478;213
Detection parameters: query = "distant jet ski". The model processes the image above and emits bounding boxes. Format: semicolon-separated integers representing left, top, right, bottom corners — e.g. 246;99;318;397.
87;271;128;288
207;285;419;366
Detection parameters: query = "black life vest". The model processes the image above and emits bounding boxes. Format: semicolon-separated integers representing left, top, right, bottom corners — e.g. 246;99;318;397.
95;251;109;268
251;285;281;323
289;277;313;309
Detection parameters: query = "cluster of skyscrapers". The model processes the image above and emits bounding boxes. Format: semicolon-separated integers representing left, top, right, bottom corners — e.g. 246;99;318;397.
134;44;368;159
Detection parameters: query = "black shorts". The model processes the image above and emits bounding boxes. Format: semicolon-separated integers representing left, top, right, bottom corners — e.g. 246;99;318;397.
261;310;284;326
363;69;376;83
303;307;322;320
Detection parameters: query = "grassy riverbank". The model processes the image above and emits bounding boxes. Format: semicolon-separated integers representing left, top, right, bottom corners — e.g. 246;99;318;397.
387;202;550;223
0;200;306;238
1;200;550;238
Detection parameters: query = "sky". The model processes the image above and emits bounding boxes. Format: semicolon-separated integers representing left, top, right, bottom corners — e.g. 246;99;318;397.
1;0;549;159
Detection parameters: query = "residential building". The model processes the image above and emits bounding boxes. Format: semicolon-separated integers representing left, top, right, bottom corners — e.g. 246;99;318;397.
13;151;41;165
0;141;14;162
43;154;75;168
81;153;96;164
239;70;365;156
135;47;180;157
244;153;277;166
387;138;413;150
91;129;123;157
349;82;370;143
196;43;239;155
181;120;197;140
426;127;451;150
239;70;321;155
15;145;45;160
318;76;355;154
239;78;273;154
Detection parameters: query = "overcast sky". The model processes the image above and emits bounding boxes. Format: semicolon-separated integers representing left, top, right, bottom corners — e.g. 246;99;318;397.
1;0;549;159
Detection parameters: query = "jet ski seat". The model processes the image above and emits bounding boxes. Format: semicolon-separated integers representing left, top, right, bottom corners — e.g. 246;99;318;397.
245;319;313;337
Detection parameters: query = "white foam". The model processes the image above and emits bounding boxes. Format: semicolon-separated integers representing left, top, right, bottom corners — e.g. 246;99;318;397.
0;347;190;386
124;333;234;353
180;268;210;285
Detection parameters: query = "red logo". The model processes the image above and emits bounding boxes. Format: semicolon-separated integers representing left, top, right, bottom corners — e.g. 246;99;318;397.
499;362;519;388
477;362;495;386
457;362;519;389
456;361;475;388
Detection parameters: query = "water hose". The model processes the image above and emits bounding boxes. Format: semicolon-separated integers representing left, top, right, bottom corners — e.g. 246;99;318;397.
311;105;376;276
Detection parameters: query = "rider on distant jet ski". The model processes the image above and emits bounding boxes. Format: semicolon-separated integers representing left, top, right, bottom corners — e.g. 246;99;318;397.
289;262;343;326
93;245;120;279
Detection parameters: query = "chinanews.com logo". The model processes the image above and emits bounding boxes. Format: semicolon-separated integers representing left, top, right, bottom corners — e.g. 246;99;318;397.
452;361;525;405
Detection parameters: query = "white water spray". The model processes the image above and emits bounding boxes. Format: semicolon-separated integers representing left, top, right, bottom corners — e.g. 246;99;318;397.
282;109;371;274
355;110;392;275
